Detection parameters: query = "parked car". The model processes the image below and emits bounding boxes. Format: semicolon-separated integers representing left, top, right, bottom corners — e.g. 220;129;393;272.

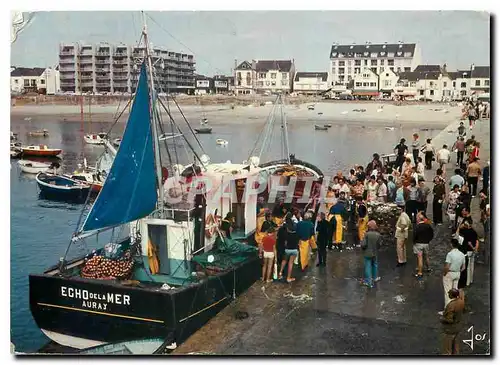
339;94;354;100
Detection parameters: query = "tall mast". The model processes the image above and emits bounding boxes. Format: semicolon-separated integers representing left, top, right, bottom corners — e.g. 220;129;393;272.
142;11;165;210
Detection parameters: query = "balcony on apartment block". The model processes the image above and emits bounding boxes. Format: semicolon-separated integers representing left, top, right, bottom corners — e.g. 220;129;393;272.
59;58;75;64
59;49;75;56
95;58;110;65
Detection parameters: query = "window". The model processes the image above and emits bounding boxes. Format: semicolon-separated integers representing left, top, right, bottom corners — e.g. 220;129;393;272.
371;67;377;74
384;80;391;87
371;60;377;66
419;90;424;96
339;61;345;67
31;79;37;87
443;82;447;87
348;60;353;66
475;80;480;86
271;73;276;79
404;67;411;72
281;80;288;86
363;82;368;87
397;67;401;72
370;82;376;87
257;81;264;87
259;73;266;79
380;59;385;65
14;79;18;84
24;79;29;86
430;90;434;96
237;72;241;79
364;60;368;66
266;81;270;86
485;79;490;86
429;81;434;87
347;76;352;82
355;82;362;87
460;82;467;88
331;68;336;74
40;79;45;84
354;67;360;74
453;81;456;87
271;81;276;86
388;59;394;66
390;67;394;71
339;68;345;74
282;73;288;79
355;60;361;66
331;61;337;67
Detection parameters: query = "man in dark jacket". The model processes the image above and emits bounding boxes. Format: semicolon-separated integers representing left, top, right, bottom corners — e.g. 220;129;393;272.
440;288;465;355
315;212;329;266
413;211;434;279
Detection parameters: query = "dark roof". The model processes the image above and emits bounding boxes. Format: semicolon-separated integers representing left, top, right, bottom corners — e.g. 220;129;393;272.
235;61;253;71
11;67;45;77
294;72;328;81
397;70;442;81
330;43;416;59
471;66;490;78
255;60;293;72
414;65;441;72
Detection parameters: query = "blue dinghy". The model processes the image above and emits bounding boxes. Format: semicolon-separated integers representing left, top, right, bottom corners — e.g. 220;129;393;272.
36;172;91;202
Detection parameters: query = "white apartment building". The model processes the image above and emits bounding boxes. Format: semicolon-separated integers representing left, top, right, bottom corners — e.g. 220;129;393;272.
448;65;490;100
234;60;255;95
394;65;452;102
378;68;399;97
352;68;379;98
293;72;328;95
11;66;60;95
234;59;295;94
329;42;422;86
58;43;196;94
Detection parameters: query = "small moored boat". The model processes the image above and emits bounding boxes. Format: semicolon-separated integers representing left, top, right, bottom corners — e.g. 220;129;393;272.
314;125;328;131
84;133;108;145
78;338;170;355
216;139;228;146
194;127;212;134
307;105;315;110
29;129;49;137
384;126;395;131
35;172;91;201
324;124;332;128
22;145;62;157
18;160;59;174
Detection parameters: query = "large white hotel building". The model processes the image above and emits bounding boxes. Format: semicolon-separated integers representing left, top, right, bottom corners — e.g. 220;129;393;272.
329;42;422;86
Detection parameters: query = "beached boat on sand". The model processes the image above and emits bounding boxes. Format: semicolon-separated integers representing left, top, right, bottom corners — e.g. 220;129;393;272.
315;125;328;131
194;127;212;134
29;129;49;137
216;139;228;146
22;145;62;157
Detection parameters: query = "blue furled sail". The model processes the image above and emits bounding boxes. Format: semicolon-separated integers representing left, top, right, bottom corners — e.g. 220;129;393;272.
80;63;157;233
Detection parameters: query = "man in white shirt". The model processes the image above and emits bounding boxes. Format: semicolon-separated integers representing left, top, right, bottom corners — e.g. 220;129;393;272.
437;144;451;171
439;239;466;315
338;178;351;197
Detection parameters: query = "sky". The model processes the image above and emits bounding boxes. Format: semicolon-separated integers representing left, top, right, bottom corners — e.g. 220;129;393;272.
10;11;490;76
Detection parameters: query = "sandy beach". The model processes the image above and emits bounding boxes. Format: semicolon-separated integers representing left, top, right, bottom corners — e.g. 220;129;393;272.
11;101;462;128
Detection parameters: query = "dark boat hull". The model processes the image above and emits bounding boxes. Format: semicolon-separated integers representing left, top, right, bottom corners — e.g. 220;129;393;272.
36;173;91;202
29;256;260;350
194;128;212;134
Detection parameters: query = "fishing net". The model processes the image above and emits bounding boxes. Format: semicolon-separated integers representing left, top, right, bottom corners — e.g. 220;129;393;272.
192;236;258;274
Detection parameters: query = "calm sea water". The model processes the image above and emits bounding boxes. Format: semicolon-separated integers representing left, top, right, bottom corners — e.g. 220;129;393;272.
10;115;441;352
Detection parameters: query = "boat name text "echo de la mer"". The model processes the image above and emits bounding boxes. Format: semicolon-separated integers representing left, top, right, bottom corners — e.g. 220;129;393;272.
61;286;130;311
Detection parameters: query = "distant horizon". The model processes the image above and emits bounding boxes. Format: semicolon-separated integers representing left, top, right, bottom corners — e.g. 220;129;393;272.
11;11;490;76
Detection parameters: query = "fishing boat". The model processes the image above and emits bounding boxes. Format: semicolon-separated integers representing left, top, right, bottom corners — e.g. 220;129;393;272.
22;145;62;157
324;124;332;128
314;125;328;131
78;338;170;355
194;127;212;134
35;172;91;201
29;129;49;137
29;18;260;351
216;139;228;146
84;133;108;145
18;160;59;174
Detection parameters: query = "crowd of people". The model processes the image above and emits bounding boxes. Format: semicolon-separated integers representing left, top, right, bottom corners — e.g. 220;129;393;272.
237;116;490;355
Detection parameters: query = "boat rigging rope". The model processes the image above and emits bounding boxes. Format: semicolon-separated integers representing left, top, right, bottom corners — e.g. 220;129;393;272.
247;95;278;161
